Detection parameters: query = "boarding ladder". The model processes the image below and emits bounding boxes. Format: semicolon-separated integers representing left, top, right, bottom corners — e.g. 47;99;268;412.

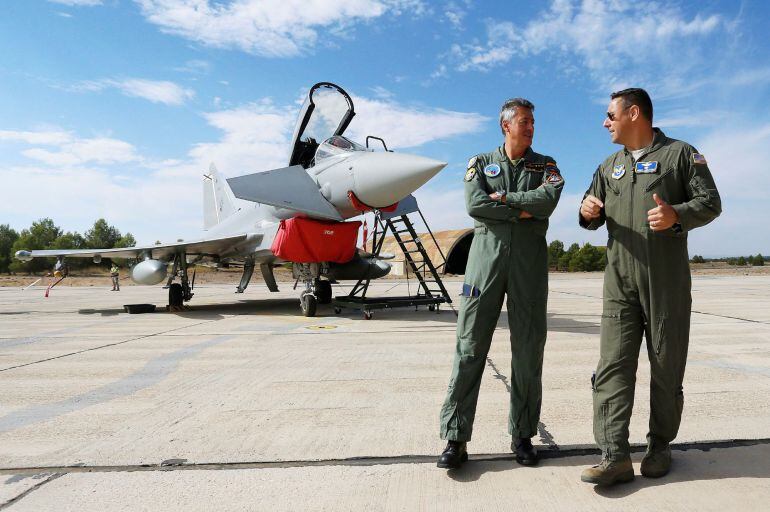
333;195;454;318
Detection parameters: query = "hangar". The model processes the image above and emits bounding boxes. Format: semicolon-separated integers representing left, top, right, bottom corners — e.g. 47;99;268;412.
378;228;474;276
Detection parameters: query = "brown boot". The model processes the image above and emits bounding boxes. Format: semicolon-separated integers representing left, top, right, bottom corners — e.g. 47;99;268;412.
581;457;634;486
641;445;671;478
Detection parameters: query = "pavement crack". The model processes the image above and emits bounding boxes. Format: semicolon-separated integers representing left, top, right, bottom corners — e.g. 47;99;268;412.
2;439;768;476
0;472;64;510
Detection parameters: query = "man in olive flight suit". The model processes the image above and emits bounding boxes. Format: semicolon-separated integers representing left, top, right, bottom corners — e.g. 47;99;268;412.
437;98;564;469
579;88;721;486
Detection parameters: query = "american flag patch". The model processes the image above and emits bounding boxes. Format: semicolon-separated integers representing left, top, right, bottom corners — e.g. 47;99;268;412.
692;153;708;165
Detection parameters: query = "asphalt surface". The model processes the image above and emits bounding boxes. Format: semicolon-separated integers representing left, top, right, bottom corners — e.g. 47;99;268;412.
0;274;768;510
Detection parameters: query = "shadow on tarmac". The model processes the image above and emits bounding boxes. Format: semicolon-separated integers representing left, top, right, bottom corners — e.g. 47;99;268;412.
72;301;603;331
443;443;770;493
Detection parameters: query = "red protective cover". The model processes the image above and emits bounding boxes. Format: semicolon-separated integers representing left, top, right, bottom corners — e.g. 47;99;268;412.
271;217;361;263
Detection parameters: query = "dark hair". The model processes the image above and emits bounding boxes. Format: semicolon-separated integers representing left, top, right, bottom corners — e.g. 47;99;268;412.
611;88;653;122
500;98;535;135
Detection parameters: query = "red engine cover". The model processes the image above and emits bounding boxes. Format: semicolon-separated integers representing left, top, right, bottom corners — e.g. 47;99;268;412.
271;217;362;263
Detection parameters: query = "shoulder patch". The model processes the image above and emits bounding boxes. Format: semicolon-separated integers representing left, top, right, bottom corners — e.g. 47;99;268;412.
467;156;478;169
546;170;563;185
692;153;708;165
612;164;625;179
545;162;563;185
464;167;477;182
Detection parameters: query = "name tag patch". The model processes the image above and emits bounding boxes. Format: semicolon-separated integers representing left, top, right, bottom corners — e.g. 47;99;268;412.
635;161;658;173
612;164;625;179
484;164;501;177
524;162;544;172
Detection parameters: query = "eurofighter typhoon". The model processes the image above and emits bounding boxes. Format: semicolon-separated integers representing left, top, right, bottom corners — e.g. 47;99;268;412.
15;82;446;316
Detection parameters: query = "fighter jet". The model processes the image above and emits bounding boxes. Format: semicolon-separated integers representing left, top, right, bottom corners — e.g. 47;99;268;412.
15;82;446;316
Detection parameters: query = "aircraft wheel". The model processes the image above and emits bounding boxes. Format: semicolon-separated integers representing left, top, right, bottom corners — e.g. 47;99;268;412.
301;293;317;317
316;279;332;304
364;310;373;320
334;307;341;314
169;283;184;307
428;304;436;312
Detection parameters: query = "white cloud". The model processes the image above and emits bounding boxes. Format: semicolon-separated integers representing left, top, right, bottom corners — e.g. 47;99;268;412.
73;78;195;106
347;96;488;149
449;0;723;92
22;137;141;167
133;0;426;57
48;0;102;5
0;129;73;146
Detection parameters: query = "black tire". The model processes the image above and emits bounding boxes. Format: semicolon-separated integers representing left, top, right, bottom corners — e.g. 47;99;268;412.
334;307;341;314
169;283;184;307
364;310;373;320
428;304;436;312
301;293;317;317
315;279;332;304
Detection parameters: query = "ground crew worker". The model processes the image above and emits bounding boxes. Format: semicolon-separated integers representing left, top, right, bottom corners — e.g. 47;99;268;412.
437;98;564;469
110;263;120;291
578;88;721;486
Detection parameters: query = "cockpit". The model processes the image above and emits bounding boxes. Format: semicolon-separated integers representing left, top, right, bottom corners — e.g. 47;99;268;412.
314;135;369;164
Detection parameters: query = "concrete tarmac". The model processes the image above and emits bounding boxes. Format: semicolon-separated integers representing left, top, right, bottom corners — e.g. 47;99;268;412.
0;274;768;510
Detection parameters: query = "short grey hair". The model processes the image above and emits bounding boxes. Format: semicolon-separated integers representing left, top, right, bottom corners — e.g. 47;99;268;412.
499;98;535;135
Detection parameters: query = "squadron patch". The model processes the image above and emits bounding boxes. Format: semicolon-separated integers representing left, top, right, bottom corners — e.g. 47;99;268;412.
692;153;708;165
543;162;562;185
546;170;563;185
612;164;625;179
635;161;658;174
464;167;477;182
467;156;478;169
484;163;501;177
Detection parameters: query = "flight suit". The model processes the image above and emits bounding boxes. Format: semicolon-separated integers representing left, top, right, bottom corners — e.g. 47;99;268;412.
580;128;721;461
440;145;564;441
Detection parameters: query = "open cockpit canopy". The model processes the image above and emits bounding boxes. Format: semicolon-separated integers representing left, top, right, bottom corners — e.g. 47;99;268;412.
289;82;355;168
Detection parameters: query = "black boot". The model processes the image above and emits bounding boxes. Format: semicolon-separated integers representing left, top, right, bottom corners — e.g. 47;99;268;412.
512;437;538;466
437;441;468;469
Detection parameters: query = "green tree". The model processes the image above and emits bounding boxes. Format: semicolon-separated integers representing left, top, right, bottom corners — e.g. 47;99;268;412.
10;218;63;273
755;253;765;266
557;243;579;271
0;224;19;274
548;240;564;269
691;254;705;264
115;233;136;248
737;256;747;266
85;218;122;250
567;243;606;271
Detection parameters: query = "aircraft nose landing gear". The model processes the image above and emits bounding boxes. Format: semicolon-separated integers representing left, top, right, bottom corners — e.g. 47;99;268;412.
294;263;332;317
300;290;317;317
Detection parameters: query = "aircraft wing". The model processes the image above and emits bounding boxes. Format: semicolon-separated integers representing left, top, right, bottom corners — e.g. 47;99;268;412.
16;233;254;261
227;165;344;221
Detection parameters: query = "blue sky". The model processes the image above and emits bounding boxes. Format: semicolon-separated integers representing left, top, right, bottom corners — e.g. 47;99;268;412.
2;0;769;257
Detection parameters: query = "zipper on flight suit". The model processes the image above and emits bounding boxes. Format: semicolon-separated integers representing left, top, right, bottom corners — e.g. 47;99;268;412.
644;167;675;192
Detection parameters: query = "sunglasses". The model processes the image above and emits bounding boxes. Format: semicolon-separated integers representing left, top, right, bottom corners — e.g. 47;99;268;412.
606;104;631;121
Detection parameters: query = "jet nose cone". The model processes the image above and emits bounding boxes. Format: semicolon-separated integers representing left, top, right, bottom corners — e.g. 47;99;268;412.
352;152;446;208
